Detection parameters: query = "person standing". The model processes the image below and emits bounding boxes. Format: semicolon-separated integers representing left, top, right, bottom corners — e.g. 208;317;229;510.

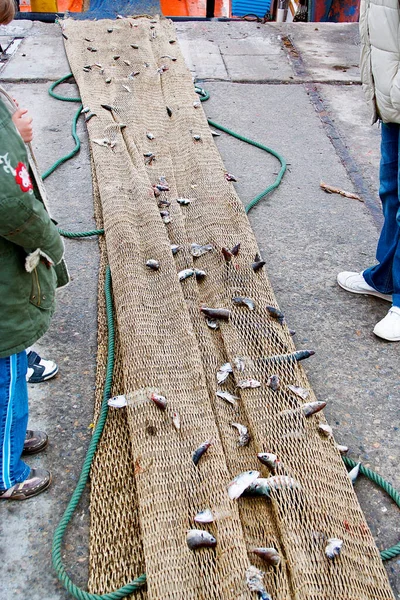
337;0;400;341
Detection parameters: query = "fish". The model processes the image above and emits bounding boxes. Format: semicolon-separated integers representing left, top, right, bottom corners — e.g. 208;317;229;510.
113;55;120;60
176;198;192;206
150;392;167;410
191;243;213;257
246;566;271;599
336;444;349;455
158;198;171;207
257;453;280;470
232;296;255;310
221;247;233;262
146;259;159;271
194;268;206;280
302;401;326;417
186;529;217;550
156;184;169;192
159;210;170;218
287;385;309;400
107;27;113;32
233;357;245;372
146;132;154;139
192;439;213;466
166;106;172;117
216;390;239;406
87;46;97;52
225;172;237;182
231;422;251;446
244;475;301;497
217;363;233;384
144;153;155;165
259;350;315;366
128;71;140;78
161;54;177;61
178;268;195;282
170;244;182;255
201;307;231;320
266;375;280;391
171;411;180;431
101;104;114;112
251;547;281;566
231;243;241;256
318;423;333;437
193;101;201;108
348;462;361;484
227;470;260;500
237;379;261;389
130;43;139;49
81;106;90;114
210;129;221;136
193;134;202;141
157;64;168;74
122;84;132;93
162;214;171;224
105;78;111;83
325;538;343;559
266;305;285;325
123;60;131;66
62;32;68;39
92;138;113;148
252;253;266;271
85;112;97;123
206;318;219;330
108;394;127;408
194;509;214;524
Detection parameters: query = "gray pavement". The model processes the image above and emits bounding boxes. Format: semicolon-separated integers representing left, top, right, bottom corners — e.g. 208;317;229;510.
0;17;399;600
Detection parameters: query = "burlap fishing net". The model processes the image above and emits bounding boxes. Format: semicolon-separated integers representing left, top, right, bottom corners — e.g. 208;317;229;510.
63;16;394;599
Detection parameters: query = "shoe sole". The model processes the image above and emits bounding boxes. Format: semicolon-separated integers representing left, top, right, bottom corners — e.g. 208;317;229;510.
27;366;59;384
0;474;52;501
373;330;400;342
337;280;392;303
22;438;49;456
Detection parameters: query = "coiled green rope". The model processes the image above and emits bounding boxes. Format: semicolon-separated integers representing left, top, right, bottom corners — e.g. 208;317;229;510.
51;266;147;599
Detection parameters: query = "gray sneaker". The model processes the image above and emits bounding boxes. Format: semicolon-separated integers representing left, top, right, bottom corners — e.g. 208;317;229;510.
337;271;392;302
0;468;51;500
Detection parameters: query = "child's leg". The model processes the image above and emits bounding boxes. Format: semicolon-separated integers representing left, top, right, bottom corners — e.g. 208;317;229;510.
0;351;30;490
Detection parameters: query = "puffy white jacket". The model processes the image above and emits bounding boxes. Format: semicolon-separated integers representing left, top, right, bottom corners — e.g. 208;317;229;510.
360;0;400;124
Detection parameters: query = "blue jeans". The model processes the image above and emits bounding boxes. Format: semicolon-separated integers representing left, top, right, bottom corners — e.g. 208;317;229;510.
363;122;400;306
0;352;30;491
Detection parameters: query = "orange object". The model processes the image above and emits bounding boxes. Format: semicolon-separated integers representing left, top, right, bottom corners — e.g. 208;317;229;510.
161;0;229;17
57;0;83;10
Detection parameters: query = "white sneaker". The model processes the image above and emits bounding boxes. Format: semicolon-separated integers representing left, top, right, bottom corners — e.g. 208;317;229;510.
373;306;400;341
337;272;392;302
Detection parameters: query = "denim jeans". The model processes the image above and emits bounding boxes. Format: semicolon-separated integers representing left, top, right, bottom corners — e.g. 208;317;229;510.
0;351;30;491
363;122;400;306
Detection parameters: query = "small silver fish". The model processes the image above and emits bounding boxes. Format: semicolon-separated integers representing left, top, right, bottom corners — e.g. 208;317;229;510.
158;198;171;208
231;422;250;446
187;529;216;550
85;112;97;123
194;508;214;523
122;84;132;92
266;375;280;391
81;106;90;114
193;101;201;108
108;394;127;408
245;475;301;497
161;54;177;61
170;244;182;255
225;172;237;182
206;318;219;330
105;78;112;83
336;444;349;455
123;59;131;66
302;401;326;417
193;134;202;141
130;43;139;49
231;243;241;256
162;214;171;224
288;384;309;400
201;307;231;320
192;439;213;466
150;392;167;410
233;357;245;372
191;243;213;257
176;198;192;206
171;411;180;431
228;470;260;500
252;256;266;271
178;268;195;282
217;363;233;384
146;132;155;139
266;305;285;325
232;296;255;310
237;379;261;389
221;247;233;262
251;547;281;567
216;390;239;406
166;106;172;117
194;269;206;280
325;538;343;559
146;259;159;271
257;453;280;470
318;423;333;437
128;71;140;78
246;566;271;599
348;462;361;484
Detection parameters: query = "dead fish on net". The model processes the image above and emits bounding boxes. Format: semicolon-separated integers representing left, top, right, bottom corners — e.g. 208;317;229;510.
222;247;233;262
246;566;272;600
171;411;180;431
187;529;217;550
146;259;159;271
217;362;233;384
257;453;280;471
228;470;260;500
157;64;168;74
194;508;214;523
251;547;281;567
122;84;132;93
193;101;201;108
266;374;280;391
266;305;285;325
191;243;213;257
231;422;251;446
348;462;361;484
192;439;213;466
234;357;245;372
231;242;241;256
146;132;155;140
193;134;202;141
92;138;115;148
200;307;231;320
318;423;333;437
287;384;309;400
85;112;97;123
128;71;140;79
216;390;239;406
150;392;167;410
225;172;237;182
302;401;326;417
259;350;315;366
244;475;301;497
158;198;171;208
81;106;90;114
194;269;206;280
108;394;127;408
178;268;195;282
232;296;255;310
237;379;261;389
144;152;155;165
325;538;343;559
336;444;349;455
252;252;266;272
206;318;219;330
176;198;192;206
170;244;182;255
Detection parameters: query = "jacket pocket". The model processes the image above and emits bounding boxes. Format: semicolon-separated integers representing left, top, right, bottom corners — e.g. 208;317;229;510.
29;261;57;310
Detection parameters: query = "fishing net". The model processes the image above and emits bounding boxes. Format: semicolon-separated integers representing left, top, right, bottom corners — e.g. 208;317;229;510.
63;16;395;600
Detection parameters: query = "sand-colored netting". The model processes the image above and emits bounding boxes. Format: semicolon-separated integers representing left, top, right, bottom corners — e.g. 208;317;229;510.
63;16;394;599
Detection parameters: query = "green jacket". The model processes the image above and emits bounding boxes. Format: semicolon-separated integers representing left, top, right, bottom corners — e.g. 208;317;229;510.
0;98;68;358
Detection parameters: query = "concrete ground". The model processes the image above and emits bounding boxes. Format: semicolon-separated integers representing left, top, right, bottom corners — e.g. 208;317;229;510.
0;16;398;600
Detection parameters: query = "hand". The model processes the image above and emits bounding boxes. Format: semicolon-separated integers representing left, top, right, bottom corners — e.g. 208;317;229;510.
12;108;33;143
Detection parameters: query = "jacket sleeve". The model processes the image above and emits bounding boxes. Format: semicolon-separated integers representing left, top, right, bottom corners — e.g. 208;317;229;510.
0;193;65;266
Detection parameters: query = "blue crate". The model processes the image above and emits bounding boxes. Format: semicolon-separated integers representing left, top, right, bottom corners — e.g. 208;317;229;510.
231;0;272;17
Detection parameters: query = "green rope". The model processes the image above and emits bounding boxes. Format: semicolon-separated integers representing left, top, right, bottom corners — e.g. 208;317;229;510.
343;456;400;561
51;266;147;599
58;228;105;238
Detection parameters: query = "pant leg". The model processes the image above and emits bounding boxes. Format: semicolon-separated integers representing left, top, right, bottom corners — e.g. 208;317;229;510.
0;352;30;491
363;122;400;304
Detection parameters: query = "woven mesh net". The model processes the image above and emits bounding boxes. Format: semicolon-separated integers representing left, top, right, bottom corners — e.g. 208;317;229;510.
63;16;395;600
